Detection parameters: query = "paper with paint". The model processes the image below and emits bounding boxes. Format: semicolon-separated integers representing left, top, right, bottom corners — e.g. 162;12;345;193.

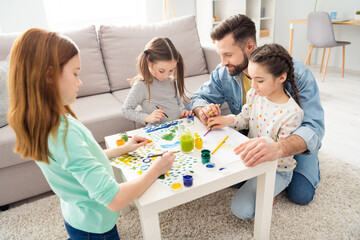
146;124;182;151
111;143;199;187
202;126;248;164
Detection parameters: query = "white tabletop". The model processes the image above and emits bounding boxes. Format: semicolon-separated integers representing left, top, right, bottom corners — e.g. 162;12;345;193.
105;117;275;214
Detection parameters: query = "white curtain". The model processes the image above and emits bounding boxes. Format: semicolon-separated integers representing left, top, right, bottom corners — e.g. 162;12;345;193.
42;0;146;31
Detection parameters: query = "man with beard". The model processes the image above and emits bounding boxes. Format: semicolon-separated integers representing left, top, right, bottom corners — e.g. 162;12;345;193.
186;14;324;207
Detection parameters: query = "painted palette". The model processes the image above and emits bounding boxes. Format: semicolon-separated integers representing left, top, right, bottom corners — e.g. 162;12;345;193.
146;125;182;151
143;120;180;133
111;143;199;187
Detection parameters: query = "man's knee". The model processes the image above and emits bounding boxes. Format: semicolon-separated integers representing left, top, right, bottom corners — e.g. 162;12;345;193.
287;172;315;205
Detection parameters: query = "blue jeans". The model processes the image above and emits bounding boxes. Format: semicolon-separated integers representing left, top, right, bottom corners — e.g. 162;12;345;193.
286;171;315;205
231;171;293;220
64;220;120;240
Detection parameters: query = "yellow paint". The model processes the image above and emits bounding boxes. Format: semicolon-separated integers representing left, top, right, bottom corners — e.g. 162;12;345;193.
195;138;203;149
171;183;182;189
137;171;143;175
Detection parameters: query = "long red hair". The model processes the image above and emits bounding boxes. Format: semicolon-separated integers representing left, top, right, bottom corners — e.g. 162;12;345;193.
8;28;79;164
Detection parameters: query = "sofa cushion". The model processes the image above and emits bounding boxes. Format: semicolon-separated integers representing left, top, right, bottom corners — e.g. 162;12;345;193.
70;93;135;142
111;88;131;104
0;125;32;168
0;26;110;98
99;15;208;92
65;26;110;97
183;74;211;98
0;33;18;60
0;59;9;127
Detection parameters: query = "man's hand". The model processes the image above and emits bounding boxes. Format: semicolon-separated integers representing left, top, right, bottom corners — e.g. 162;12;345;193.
194;104;221;124
234;138;282;167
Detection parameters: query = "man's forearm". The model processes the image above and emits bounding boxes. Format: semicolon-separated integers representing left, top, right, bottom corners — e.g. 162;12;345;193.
277;134;307;157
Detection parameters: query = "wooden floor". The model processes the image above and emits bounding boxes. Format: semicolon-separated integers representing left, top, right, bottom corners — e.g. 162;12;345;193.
309;65;360;168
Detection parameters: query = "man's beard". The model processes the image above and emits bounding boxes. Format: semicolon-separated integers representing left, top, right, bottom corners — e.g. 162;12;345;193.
227;53;249;76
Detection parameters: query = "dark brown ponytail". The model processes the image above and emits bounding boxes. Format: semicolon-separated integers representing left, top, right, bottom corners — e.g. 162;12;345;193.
249;44;300;106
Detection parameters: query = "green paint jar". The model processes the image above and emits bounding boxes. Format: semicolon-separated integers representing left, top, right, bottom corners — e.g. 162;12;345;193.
121;133;128;142
201;149;211;164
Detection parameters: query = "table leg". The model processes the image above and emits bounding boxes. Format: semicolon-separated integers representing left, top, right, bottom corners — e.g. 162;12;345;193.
253;168;276;240
289;23;294;55
139;210;161;240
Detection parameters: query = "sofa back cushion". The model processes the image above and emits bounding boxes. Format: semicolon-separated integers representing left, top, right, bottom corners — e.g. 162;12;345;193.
99;15;208;92
64;26;110;97
0;33;18;60
0;26;110;98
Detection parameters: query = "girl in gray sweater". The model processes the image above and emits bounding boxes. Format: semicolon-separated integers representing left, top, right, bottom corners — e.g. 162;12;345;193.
121;37;193;126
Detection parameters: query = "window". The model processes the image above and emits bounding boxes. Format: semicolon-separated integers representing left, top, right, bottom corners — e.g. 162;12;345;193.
42;0;146;31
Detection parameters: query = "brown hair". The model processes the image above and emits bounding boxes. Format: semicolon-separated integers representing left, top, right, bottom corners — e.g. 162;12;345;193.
210;14;256;48
130;37;188;104
8;28;79;164
249;44;301;106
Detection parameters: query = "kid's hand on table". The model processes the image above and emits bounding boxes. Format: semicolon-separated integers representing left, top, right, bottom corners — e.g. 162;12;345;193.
207;115;234;130
125;135;147;152
180;110;193;118
151;151;175;175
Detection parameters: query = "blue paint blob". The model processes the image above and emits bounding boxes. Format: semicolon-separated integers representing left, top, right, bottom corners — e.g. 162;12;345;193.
140;164;150;171
205;163;215;169
143;158;152;163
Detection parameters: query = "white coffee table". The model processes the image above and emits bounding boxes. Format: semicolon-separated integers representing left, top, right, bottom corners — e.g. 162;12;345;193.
105;117;277;240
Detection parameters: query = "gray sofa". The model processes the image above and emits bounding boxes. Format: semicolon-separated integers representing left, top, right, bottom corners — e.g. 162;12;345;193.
0;16;222;207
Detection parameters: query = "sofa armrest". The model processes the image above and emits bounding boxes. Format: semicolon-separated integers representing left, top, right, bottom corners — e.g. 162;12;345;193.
201;42;221;73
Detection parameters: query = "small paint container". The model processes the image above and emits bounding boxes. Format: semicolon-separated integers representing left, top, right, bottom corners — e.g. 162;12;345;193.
121;133;128;141
218;167;229;175
186;115;194;125
170;182;183;192
195;138;203;150
183;174;193;187
116;139;125;146
205;162;216;171
201;149;211;164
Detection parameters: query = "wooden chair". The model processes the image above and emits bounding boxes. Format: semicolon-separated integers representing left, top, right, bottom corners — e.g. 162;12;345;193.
304;11;351;82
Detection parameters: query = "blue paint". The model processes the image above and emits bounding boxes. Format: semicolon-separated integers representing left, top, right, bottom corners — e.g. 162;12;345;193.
143;121;179;133
142;158;152;163
205;163;215;169
160;141;180;149
140;164;150;171
183;175;193;187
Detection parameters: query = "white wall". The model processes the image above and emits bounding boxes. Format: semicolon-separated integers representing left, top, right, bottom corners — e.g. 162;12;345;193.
274;0;360;72
145;0;196;23
0;0;48;33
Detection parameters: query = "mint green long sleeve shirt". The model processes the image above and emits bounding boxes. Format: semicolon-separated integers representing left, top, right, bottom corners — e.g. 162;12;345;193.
36;114;120;233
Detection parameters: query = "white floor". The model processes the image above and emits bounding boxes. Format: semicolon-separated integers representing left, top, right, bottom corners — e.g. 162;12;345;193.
309;65;360;168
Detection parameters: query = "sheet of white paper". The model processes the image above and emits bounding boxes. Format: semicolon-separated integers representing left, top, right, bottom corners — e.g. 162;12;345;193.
202;127;248;164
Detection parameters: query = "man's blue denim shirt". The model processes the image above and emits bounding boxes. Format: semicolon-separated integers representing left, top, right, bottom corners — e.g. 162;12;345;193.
187;59;325;188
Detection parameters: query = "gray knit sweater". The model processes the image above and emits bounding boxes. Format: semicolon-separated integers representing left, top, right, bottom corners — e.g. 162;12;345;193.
120;78;185;125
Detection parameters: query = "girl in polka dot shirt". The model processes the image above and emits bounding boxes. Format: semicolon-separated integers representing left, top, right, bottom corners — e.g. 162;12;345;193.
208;44;304;219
